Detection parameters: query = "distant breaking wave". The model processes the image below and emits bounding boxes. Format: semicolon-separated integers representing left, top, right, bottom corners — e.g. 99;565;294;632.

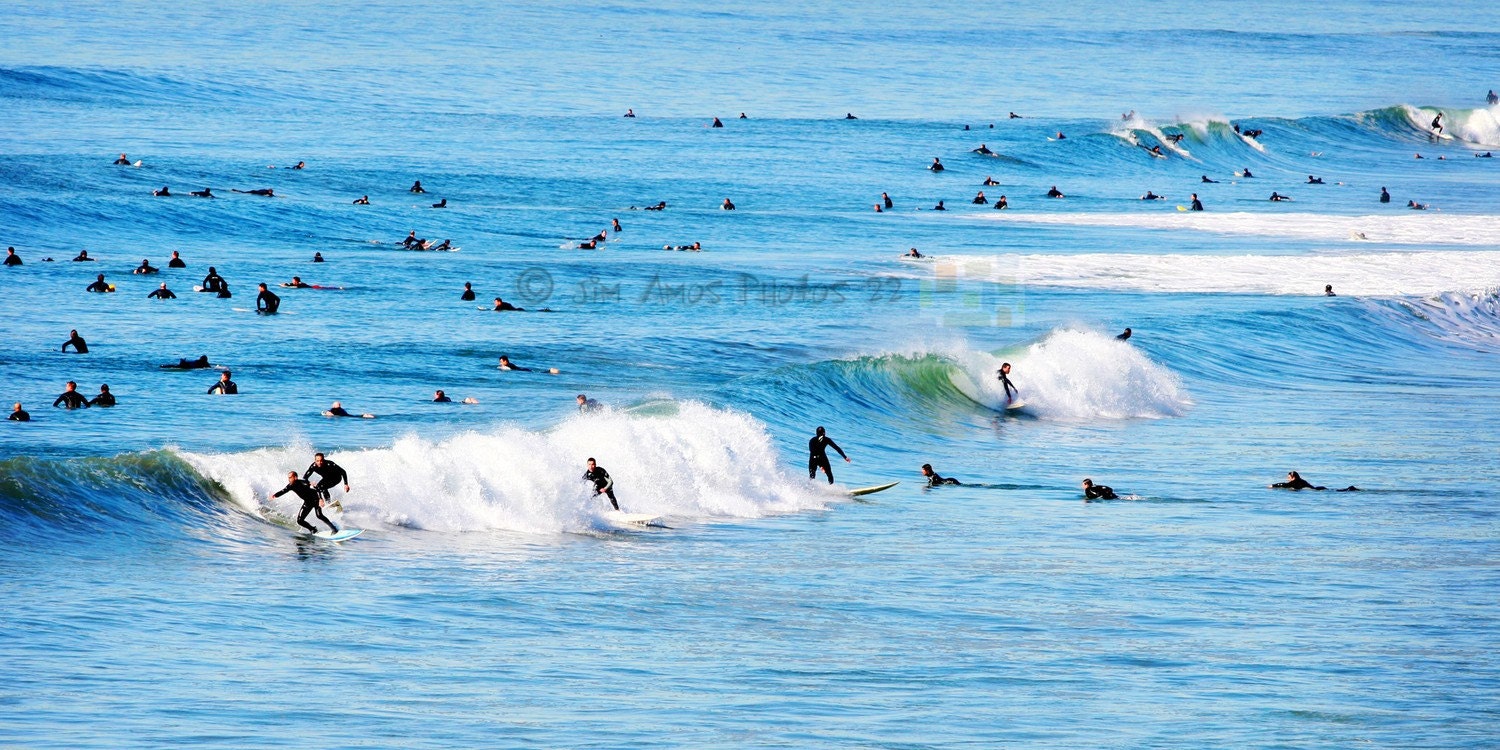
976;211;1500;246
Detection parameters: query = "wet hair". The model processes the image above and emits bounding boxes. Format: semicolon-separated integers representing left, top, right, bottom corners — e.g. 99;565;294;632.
921;464;933;471
1083;478;1093;486
587;457;596;463
815;426;825;436
314;452;325;459
577;394;587;400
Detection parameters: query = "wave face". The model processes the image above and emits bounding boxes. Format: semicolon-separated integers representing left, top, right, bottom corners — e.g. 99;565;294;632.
1366;291;1500;352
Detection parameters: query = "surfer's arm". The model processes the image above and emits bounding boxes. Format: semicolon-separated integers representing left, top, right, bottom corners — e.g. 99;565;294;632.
827;439;849;461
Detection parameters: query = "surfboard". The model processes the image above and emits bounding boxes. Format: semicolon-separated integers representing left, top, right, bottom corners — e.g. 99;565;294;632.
323;411;375;419
315;528;363;542
849;481;899;496
1006;400;1029;410
603;510;662;527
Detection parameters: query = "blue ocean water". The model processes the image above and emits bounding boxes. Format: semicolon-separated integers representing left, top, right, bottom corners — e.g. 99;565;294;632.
3;2;1500;747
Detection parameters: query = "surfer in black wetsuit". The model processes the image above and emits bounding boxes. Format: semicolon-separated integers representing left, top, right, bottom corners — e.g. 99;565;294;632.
147;282;176;299
1190;194;1203;211
161;355;211;369
1325;285;1336;297
1082;478;1118;501
1116;328;1132;341
89;384;115;407
134;258;158;275
933;200;946;211
9;402;29;421
168;251;186;268
1046;186;1064;198
973;191;988;204
1141;191;1163;200
1201;175;1218;184
114;153;131;165
313;252;325;263
153;186;171;196
711;117;724;128
201;267;225;293
721;198;735;210
1430;112;1443;134
432;198;447;208
4;247;19;266
492;297;523;312
973;144;995;155
324;402;354;417
1241;168;1254;178
1490;90;1499;106
233;188;275;197
994;195;1008;209
433;390;452;402
882;192;893;209
808;426;850;484
217;282;232;299
906;248;923;258
303;452;351;507
1269;192;1290;202
498;355;531;371
256;283;280;314
1054;132;1066;140
1380;187;1390;204
190;187;214;198
62;329;89;353
461;282;476;301
208;370;238;394
921;464;960;486
409;180;425;194
86;274;110;292
271;471;338;534
583;458;618;510
1307;175;1325;184
996;363;1018;404
281;277;311;289
53;381;89;409
1270;470;1360;491
930;157;944;172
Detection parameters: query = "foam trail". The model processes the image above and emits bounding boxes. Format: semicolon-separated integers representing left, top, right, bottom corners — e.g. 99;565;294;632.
181;402;829;534
943;331;1191;419
916;251;1500;297
975;211;1500;246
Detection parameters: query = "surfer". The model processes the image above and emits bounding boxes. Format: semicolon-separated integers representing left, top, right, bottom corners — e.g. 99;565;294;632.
161;355;212;369
134;258;158;274
1241;168;1254;178
583;458;619;510
983;177;1000;186
271;471;338;534
461;282;476;301
933;200;946;211
1270;470;1359;492
643;201;668;211
1201;175;1218;184
353;195;369;205
1408;200;1427;210
624;108;635;117
217;282;232;299
1325;284;1336;296
1380;187;1390;203
86;274;111;293
921;464;961;487
972;144;994;155
906;248;923;258
208;371;238;394
1307;175;1325;184
89;384;115;407
153;186;171;196
114;153;131;165
410;180;425;193
930;157;944;172
147;282;177;299
1190;194;1204;211
256;284;280;314
190;187;214;198
996;363;1018;404
74;250;95;262
1116;328;1132;341
168;251;186;268
1269;192;1290;202
303;452;351;506
808;426;850;485
432;198;447;208
4;247;20;266
994;195;1008;209
973;191;988;204
1141;191;1163;200
313;252;324;263
492;297;523;311
201;267;225;292
62;329;89;353
612;218;622;233
1490;90;1499;106
711;117;724;128
232;188;275;196
882;192;893;209
1082;479;1118;501
1009;112;1021;119
721;198;735;210
1046;186;1064;198
1054;132;1066;140
53;381;89;409
1430;112;1443;134
9;403;29;422
498;355;531;371
845;113;858;120
433;390;452;402
292;161;305;170
577;394;602;413
281;277;311;289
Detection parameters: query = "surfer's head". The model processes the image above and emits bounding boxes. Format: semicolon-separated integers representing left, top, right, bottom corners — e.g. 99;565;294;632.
1082;478;1093;488
815;426;825;436
921;464;934;476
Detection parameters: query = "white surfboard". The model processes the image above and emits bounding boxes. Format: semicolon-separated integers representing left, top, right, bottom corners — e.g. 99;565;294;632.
314;528;363;542
603;511;662;527
849;481;899;497
1006;400;1029;411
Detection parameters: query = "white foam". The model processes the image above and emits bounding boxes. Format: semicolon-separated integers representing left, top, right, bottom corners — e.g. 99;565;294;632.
180;402;830;534
916;250;1500;297
975;210;1500;246
1376;291;1500;350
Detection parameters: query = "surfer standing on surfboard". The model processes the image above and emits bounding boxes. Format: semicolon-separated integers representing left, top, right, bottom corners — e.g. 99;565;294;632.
996;363;1018;405
583;458;618;510
271;471;339;534
808;426;850;485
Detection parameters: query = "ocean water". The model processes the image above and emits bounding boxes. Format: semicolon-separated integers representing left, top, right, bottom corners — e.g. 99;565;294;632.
3;2;1500;747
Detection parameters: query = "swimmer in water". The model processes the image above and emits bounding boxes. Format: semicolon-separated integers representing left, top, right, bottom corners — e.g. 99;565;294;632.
153;186;171;196
1116;328;1132;341
208;370;238;395
498;355;532;371
642;201;668;211
1408;200;1427;210
402;230;418;248
114;153;131;165
973;191;988;204
1009;112;1021;119
134;258;158;274
256;283;280;314
433;390;452;402
4;247;19;266
232;188;275;196
882;192;893;208
983;177;1000;186
583;458;619;510
86;274;110;293
845;113;858;120
217;282;232;299
807;426;850;485
972;144;994;155
281;276;311;288
73;250;95;262
313;252;324;262
612;218;622;233
994;195;1008;210
921;464;961;487
353;195;370;204
323;401;367;418
1054;132;1066;140
492;297;523;311
161;355;212;369
1141;191;1163;200
1082;478;1118;501
1307;175;1325;184
1201;175;1218;184
9;402;29;421
933;200;946;211
432;198;447;208
461;282;475;301
906;248;923;258
168;251;186;268
147;282;176;299
53;381;89;409
292;161;305;170
1190;193;1204;211
89;384;115;407
577;239;598;249
410;180;425;193
62;329;89;353
1325;284;1336;297
1380;187;1390;203
1269;192;1290;202
930;157;944;172
623;108;635;118
1241;168;1254;178
739;112;747;119
1046;186;1064;198
996;363;1017;404
711;117;724;128
721;198;735;210
190;187;214;198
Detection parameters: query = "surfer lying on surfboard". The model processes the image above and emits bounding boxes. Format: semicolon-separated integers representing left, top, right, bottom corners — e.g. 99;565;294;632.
921;464;960;486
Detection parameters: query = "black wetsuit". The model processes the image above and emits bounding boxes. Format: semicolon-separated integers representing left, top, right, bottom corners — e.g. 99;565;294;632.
208;379;238;395
3;253;20;266
273;479;338;533
1190;198;1204;211
86;280;110;293
434;394;452;402
926;473;960;487
499;362;532;371
8;409;29;421
326;407;352;417
202;273;224;292
461;289;475;301
53;391;89;409
997;372;1017;402
1272;477;1321;490
62;334;88;353
147;287;176;299
493;301;522;311
1047;188;1063;198
162;356;211;369
1085;485;1118;500
1380;189;1390;204
583;466;618;510
168;257;186;268
808;434;848;484
135;263;158;274
89;392;115;407
303;460;349;502
257;289;280;314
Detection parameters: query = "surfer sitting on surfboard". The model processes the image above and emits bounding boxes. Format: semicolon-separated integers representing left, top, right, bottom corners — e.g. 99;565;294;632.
583;458;618;510
997;363;1018;405
808;426;850;485
271;471;339;534
921;464;960;487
